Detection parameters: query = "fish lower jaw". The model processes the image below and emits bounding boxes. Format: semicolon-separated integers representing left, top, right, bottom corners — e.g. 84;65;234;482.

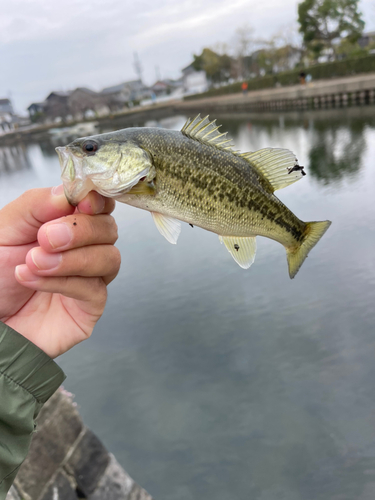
63;178;96;206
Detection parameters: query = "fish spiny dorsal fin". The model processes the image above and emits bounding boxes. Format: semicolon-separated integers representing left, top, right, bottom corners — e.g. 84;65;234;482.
240;148;306;192
181;114;235;152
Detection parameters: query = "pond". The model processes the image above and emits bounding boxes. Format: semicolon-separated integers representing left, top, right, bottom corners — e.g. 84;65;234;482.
1;108;374;500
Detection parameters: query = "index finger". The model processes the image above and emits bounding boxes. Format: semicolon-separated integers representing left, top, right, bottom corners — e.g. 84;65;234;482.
76;191;116;215
37;213;118;252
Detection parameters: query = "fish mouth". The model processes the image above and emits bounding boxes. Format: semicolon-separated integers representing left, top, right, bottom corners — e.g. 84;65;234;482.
56;146;95;205
55;144;153;204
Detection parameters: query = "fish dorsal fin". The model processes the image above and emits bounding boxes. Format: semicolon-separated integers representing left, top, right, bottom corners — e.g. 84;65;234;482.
151;212;181;244
181;114;235;152
240;148;306;192
219;235;257;269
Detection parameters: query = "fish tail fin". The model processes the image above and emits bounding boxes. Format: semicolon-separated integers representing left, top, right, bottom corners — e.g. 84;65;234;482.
286;220;331;279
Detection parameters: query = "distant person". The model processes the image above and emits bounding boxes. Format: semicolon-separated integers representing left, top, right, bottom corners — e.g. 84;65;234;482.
241;81;248;95
305;74;312;84
299;71;306;85
0;187;121;497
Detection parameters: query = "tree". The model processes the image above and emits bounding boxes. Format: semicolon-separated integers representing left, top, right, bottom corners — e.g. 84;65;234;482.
298;0;365;60
234;24;255;78
192;48;233;84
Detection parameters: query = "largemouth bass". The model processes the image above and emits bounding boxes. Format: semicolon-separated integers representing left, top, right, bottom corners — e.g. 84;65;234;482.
56;115;331;278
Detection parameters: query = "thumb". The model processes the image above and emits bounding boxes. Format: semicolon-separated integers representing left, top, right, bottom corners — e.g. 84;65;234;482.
0;186;75;245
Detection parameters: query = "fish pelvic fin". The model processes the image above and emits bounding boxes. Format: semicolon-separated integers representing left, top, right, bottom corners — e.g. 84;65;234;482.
286;220;331;279
240;148;306;192
151;212;181;244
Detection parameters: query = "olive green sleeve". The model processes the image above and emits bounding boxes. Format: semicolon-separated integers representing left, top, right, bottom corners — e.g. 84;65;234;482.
0;322;66;498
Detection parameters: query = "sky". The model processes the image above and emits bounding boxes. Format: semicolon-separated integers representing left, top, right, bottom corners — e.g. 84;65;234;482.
1;0;374;114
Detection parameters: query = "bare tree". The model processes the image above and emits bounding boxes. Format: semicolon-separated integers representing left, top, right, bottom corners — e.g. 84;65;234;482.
233;24;255;79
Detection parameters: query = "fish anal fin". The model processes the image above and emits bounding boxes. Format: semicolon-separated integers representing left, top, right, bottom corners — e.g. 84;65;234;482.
219;235;257;269
152;212;181;245
241;148;306;192
181;114;235;153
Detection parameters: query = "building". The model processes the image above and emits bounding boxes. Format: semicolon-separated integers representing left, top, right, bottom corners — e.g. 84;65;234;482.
150;79;183;97
27;102;47;121
358;31;375;49
0;98;15;134
101;79;150;110
67;88;109;120
28;88;108;123
45;91;72;122
26;79;151;123
181;64;208;94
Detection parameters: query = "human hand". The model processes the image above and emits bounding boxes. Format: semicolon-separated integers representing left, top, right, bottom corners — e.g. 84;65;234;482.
0;186;120;358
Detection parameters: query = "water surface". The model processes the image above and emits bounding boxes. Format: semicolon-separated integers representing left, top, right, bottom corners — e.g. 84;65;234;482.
1;109;374;500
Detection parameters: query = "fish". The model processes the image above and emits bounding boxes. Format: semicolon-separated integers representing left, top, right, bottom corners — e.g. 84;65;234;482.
56;115;331;278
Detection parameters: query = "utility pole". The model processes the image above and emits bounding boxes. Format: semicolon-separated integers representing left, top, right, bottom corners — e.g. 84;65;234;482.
133;52;143;83
155;65;161;82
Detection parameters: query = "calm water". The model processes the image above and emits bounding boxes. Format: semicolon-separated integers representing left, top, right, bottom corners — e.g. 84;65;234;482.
1;109;374;500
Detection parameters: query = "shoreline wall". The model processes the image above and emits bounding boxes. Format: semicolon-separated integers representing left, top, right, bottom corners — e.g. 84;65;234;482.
6;389;153;500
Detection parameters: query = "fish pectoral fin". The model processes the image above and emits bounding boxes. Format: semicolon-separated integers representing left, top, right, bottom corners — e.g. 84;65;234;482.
127;181;156;195
152;212;181;245
240;148;306;192
219;235;257;269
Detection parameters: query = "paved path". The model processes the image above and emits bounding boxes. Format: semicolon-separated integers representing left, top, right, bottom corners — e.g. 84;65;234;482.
177;73;375;110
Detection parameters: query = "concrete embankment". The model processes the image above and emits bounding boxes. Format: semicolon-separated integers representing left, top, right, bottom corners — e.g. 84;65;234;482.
6;389;153;500
2;73;375;147
176;73;375;114
0;102;177;145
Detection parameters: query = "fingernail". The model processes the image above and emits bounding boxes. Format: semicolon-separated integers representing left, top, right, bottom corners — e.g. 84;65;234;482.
15;265;40;282
31;248;62;270
51;185;65;196
46;224;72;249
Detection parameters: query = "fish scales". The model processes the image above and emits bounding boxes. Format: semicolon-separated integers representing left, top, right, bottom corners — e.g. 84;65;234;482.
56;115;331;278
121;128;305;245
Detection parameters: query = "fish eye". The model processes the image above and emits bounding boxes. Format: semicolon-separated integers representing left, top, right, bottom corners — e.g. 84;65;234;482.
82;141;98;154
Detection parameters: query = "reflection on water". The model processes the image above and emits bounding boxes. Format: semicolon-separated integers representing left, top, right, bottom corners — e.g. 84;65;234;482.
308;120;366;184
0;145;31;175
0;109;374;500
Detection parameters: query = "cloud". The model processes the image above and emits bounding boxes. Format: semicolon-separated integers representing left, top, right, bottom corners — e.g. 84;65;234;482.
131;0;251;50
0;0;374;112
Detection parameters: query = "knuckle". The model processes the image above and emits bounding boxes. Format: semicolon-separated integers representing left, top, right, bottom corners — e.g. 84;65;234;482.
94;279;108;305
86;216;97;239
106;215;119;242
111;247;121;272
80;247;91;272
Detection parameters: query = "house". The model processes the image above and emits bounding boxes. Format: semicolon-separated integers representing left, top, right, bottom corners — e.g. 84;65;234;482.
0;98;13;116
27;102;47;121
0;98;15;133
100;79;150;110
358;31;375;48
67;88;109;120
44;91;72;122
181;64;208;94
150;79;183;97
